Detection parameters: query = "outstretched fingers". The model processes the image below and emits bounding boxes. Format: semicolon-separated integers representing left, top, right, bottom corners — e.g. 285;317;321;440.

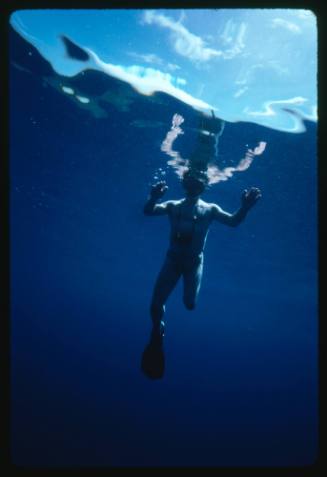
151;181;168;198
158;181;168;193
248;187;262;203
250;187;261;196
152;180;166;189
242;187;262;208
242;188;248;199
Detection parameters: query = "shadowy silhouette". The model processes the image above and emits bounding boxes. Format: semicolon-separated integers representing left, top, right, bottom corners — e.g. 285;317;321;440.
141;333;165;380
61;35;90;62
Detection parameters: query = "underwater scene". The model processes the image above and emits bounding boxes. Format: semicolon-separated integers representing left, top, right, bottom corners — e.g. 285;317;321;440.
9;9;318;467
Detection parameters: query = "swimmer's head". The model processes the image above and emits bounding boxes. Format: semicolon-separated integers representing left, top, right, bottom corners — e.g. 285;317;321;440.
182;169;209;197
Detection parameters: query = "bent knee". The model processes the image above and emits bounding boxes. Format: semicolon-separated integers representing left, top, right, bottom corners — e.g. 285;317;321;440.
184;300;196;311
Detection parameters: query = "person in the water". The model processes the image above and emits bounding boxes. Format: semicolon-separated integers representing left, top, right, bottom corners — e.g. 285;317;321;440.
142;171;261;378
141;115;261;379
144;171;261;342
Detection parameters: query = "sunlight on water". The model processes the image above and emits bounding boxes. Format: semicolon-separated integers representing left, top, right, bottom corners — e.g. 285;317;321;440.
10;9;317;134
160;113;267;184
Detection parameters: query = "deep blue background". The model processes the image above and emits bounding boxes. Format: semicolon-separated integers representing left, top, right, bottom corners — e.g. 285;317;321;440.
10;27;318;467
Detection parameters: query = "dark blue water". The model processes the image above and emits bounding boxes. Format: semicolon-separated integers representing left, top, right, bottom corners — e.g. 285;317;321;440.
10;26;318;467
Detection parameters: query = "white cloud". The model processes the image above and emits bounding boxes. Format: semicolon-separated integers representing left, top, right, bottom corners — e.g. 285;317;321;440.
292;9;316;20
234;86;248;98
219;19;247;59
220;19;234;45
143;10;222;62
167;63;181;71
86;48;213;112
271;18;301;34
128;51;181;73
222;22;247;59
196;83;205;98
142;11;247;63
128;51;182;76
178;10;186;23
176;77;187;85
266;60;289;77
235;60;289;92
235;63;265;86
244;96;308;117
244;97;312;133
128;51;163;65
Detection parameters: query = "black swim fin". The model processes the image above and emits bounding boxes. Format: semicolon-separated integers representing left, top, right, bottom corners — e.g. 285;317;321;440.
141;339;165;379
141;324;165;380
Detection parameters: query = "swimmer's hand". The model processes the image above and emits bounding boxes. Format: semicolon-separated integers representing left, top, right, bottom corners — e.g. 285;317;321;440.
241;187;261;210
150;181;168;200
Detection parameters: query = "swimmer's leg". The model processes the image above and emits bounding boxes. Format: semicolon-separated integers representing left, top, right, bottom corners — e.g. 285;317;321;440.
182;255;204;310
150;255;181;334
142;256;181;380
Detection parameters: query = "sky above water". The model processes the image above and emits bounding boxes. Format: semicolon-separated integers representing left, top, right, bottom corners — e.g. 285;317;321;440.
10;8;317;132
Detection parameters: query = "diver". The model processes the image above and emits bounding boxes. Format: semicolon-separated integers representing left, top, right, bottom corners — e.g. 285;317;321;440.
141;115;261;379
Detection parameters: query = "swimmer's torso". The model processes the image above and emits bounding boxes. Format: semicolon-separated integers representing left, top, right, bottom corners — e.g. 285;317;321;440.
167;199;213;257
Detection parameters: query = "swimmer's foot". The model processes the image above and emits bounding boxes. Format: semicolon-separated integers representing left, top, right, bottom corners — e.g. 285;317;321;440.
141;321;165;380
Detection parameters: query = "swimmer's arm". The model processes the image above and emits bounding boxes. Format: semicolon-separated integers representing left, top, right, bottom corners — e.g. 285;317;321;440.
211;188;262;227
143;181;168;215
144;181;171;216
211;203;248;227
144;198;173;216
